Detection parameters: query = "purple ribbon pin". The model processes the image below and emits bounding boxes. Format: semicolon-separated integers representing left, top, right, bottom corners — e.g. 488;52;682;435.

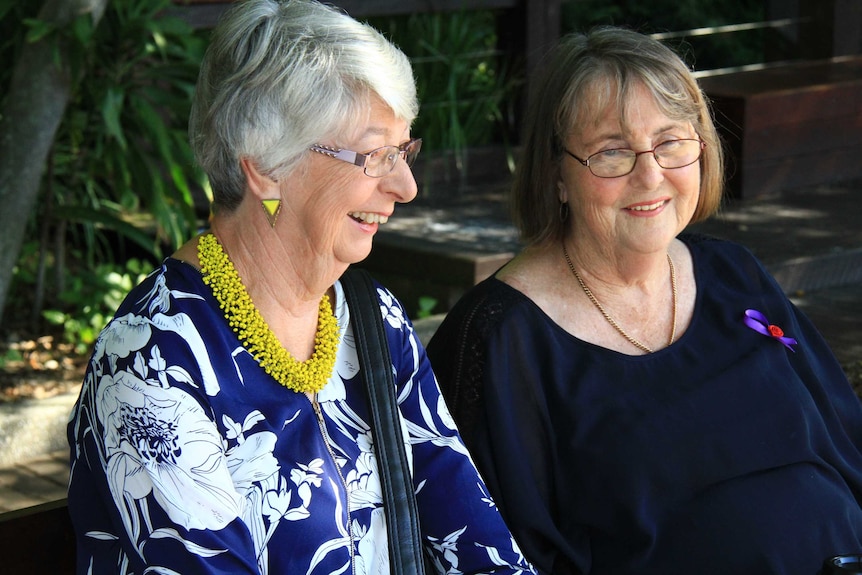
743;309;797;353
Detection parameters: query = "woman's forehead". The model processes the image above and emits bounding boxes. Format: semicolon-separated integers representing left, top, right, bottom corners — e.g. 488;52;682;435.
337;93;409;143
569;88;692;144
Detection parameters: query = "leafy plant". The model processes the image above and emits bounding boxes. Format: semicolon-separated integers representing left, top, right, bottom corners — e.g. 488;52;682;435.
1;0;208;329
368;9;522;186
42;258;150;354
45;0;208;255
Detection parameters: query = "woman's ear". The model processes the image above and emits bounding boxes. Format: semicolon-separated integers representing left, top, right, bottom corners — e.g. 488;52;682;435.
557;181;568;204
240;157;278;201
241;157;283;228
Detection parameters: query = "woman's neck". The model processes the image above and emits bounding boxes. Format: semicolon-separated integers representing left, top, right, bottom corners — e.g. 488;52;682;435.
209;214;335;360
562;233;673;292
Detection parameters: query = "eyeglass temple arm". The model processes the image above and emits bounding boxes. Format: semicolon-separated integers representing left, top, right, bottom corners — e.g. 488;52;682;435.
563;148;589;166
311;145;365;167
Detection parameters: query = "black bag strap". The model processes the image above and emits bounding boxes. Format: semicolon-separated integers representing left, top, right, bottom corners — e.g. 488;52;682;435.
341;267;426;575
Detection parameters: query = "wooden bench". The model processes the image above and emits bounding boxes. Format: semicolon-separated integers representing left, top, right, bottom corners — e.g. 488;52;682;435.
0;498;75;573
699;56;862;199
362;232;515;316
358;177;519;317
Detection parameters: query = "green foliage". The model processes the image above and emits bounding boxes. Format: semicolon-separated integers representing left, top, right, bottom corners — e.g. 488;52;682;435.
6;241;50;331
416;296;438;320
1;0;207;267
8;239;153;351
42;258;150;354
53;0;208;257
1;0;208;331
0;347;23;371
368;10;522;173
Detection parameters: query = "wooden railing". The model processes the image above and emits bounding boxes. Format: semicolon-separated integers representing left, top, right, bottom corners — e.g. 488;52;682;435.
644;2;862;198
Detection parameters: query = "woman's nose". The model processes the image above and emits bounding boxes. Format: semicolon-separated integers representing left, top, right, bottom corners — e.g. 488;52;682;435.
629;151;665;186
381;159;418;203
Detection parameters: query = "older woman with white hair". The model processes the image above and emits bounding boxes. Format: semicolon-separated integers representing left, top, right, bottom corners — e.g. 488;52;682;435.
66;1;536;574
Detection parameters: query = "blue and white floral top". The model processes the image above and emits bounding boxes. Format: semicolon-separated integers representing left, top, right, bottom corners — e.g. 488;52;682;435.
67;258;535;575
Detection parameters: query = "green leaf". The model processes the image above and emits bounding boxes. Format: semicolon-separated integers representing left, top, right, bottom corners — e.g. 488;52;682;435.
101;88;127;149
70;13;95;46
132;95;171;160
23;18;55;43
61;205;159;258
42;309;68;325
416;296;438;319
151;13;193;38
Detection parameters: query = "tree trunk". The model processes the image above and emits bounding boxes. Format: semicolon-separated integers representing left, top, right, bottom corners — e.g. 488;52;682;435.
0;0;108;326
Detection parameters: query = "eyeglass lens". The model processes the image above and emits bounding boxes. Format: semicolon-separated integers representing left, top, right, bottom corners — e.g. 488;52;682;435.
589;139;702;178
365;139;421;177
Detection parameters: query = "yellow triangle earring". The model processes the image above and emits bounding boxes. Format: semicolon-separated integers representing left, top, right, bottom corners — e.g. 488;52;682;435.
261;199;282;228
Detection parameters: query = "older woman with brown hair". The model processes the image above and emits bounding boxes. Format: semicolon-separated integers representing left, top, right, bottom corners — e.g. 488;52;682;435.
65;1;537;574
428;27;862;575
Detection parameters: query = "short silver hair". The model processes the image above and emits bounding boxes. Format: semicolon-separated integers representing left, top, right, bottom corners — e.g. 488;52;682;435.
189;0;418;212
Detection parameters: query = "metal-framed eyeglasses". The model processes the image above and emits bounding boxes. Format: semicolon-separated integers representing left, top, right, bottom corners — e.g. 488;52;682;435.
309;137;422;178
564;138;705;178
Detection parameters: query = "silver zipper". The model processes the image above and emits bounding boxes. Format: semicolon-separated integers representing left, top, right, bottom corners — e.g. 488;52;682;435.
311;394;356;573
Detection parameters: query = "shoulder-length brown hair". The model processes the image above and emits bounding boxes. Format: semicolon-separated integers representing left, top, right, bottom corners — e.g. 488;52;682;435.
512;27;724;246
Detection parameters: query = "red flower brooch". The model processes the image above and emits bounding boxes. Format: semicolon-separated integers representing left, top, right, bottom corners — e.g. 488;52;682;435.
743;309;797;352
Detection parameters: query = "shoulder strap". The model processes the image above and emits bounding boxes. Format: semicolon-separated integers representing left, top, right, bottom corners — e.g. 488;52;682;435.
340;267;426;575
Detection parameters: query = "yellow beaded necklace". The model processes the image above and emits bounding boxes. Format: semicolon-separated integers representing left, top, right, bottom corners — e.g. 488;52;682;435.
198;233;339;394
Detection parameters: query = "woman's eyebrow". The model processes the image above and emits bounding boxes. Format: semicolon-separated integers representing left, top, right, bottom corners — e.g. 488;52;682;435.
584;123;690;148
581;131;626;149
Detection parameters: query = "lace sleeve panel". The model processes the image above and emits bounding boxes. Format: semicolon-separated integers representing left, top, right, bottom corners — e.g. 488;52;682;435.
431;284;519;446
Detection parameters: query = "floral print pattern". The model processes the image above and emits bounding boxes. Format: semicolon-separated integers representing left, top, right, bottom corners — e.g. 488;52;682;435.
68;259;535;575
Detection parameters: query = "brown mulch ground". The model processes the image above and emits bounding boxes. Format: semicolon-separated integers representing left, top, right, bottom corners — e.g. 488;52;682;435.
1;335;862;404
0;336;87;403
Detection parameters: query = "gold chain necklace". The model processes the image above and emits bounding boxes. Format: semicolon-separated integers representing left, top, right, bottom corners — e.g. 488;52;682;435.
198;233;340;394
562;243;677;354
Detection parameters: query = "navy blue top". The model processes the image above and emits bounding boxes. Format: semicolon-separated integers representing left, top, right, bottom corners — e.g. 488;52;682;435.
427;234;862;575
66;259;537;574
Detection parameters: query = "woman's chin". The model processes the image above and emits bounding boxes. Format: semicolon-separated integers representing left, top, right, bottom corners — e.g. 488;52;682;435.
339;244;374;267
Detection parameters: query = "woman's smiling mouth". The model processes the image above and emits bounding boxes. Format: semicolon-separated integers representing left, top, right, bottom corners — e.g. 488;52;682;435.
349;211;389;224
627;199;668;212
